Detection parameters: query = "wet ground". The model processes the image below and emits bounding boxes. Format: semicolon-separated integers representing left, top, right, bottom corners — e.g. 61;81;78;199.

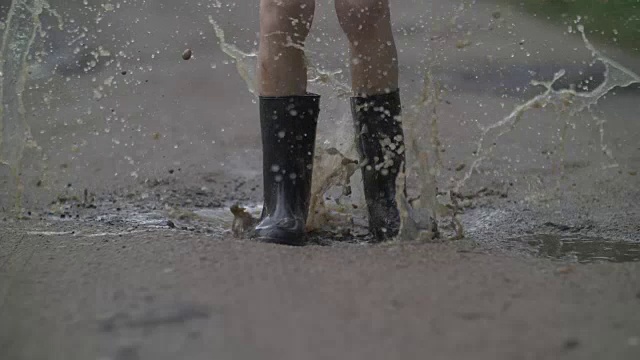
1;0;640;359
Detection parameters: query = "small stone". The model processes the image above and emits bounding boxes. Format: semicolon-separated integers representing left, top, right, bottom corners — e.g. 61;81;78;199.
556;265;575;275
121;70;127;75
455;163;466;172
456;39;471;49
166;220;176;229
564;338;580;350
115;345;140;360
390;299;403;309
182;49;192;60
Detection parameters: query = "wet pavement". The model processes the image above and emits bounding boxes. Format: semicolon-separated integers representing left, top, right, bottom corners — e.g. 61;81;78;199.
1;0;640;359
2;218;640;360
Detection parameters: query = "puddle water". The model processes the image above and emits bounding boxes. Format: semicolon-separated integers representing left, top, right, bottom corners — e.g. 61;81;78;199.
515;234;640;263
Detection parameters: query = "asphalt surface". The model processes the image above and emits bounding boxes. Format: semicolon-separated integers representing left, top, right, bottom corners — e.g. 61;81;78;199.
2;224;640;360
1;0;639;359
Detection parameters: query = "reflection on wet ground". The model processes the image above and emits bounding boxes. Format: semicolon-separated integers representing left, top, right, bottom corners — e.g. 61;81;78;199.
512;234;640;263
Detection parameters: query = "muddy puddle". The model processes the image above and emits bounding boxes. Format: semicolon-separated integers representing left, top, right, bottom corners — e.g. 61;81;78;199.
20;187;640;265
511;234;640;264
28;193;373;243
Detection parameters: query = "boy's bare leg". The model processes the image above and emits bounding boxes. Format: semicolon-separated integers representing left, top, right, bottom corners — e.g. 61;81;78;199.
335;0;417;241
335;0;398;95
254;0;321;245
258;0;316;96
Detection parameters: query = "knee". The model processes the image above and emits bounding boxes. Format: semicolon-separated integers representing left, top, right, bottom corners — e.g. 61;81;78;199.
335;0;389;36
260;0;315;34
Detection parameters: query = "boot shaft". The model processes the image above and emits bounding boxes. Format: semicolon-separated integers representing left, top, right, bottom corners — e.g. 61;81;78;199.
351;90;405;240
259;93;320;221
351;90;405;182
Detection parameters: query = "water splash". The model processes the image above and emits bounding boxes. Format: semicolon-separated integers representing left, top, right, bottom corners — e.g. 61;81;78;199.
454;25;640;193
397;73;451;242
0;1;633;247
0;0;56;210
116;11;640;242
208;16;352;98
306;147;360;232
208;16;258;95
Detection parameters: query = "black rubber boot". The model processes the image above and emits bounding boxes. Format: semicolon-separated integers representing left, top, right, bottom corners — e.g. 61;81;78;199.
351;90;405;241
252;93;320;246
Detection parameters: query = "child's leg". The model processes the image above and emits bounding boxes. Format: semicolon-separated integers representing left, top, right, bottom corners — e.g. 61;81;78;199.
254;0;321;245
336;0;426;241
335;0;398;95
258;0;316;96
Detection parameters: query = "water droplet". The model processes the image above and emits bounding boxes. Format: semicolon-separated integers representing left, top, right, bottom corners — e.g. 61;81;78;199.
271;164;280;172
